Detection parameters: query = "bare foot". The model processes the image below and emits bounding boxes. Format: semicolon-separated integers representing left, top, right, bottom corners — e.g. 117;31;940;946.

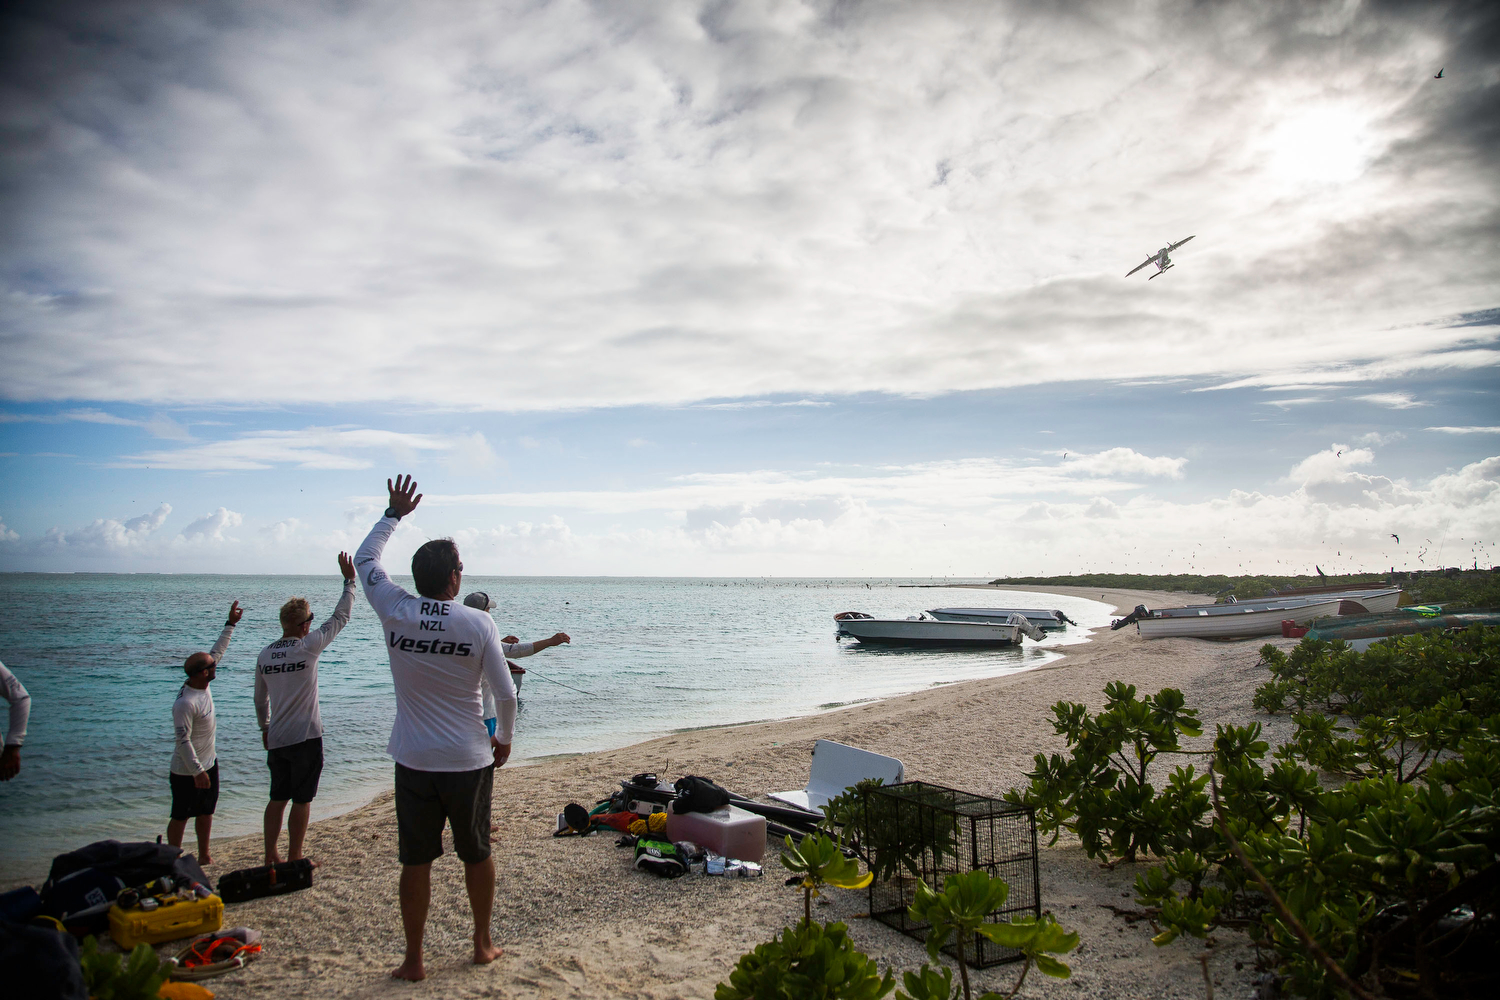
265;853;283;867
390;959;425;981
199;854;213;866
473;939;503;965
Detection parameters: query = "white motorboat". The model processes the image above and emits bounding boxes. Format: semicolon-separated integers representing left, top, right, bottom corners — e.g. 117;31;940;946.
926;607;1077;630
1137;598;1347;640
1154;588;1403;617
834;612;1044;648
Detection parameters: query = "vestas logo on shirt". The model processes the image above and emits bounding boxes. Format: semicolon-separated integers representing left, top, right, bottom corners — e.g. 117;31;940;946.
388;632;473;656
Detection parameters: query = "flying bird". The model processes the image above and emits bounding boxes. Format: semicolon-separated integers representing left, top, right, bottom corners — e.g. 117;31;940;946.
1435;68;1444;78
1391;533;1400;544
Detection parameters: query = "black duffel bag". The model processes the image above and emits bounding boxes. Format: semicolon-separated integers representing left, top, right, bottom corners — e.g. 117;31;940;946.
44;840;209;895
673;774;731;814
218;859;315;904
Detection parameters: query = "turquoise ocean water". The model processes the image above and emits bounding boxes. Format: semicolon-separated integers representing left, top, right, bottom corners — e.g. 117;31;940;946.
0;575;1112;881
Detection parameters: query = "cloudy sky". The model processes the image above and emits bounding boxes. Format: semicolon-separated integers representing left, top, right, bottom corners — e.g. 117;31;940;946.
1;0;1496;577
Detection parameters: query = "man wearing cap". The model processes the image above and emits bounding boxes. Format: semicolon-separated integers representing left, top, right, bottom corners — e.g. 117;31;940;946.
255;552;358;867
461;591;570;736
167;600;244;865
0;660;30;781
355;474;515;980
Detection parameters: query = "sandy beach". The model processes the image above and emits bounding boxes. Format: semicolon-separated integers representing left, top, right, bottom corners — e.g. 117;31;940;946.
31;587;1301;998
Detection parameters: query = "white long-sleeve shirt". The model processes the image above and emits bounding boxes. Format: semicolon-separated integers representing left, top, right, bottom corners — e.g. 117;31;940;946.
170;624;235;776
355;517;516;772
254;579;357;750
0;661;30;747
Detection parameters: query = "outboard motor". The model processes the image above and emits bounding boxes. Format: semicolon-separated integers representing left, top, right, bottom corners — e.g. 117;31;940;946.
1007;614;1047;642
1110;605;1151;630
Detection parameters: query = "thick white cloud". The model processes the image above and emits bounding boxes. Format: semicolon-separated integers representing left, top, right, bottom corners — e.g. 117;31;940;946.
181;507;243;542
2;1;1495;410
36;503;172;553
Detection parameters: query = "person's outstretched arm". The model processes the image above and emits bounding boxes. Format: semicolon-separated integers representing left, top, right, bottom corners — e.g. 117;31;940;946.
501;632;570;659
479;624;517;766
208;601;242;663
306;552;358;653
354;474;421;620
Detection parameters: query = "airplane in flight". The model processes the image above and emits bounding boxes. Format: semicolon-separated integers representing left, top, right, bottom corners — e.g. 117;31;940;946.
1127;235;1195;279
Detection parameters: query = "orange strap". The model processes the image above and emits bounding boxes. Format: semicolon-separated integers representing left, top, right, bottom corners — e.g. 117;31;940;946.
183;937;262;968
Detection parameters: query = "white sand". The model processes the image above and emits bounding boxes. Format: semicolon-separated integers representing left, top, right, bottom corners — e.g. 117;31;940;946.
44;587;1304;998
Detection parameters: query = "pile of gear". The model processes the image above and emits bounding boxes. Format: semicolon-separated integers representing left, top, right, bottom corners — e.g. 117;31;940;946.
556;772;825;880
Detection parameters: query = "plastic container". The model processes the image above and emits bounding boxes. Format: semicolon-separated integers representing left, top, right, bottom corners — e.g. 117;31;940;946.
664;803;766;862
109;894;223;949
1281;620;1310;638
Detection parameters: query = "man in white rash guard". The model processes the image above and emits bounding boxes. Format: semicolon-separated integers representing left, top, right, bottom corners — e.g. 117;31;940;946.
461;592;570;735
0;660;30;781
355;474;515;981
254;552;358;867
168;600;244;865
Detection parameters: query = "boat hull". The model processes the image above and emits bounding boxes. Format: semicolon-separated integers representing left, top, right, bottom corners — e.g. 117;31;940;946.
1307;608;1500;643
1154;589;1403;618
836;618;1022;648
926;608;1069;629
1138;598;1346;639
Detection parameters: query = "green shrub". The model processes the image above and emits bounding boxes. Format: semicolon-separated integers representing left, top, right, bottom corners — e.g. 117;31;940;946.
78;936;171;1000
715;921;895;1000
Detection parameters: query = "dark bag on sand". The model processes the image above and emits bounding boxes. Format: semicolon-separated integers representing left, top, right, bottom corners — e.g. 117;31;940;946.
218;859;315;904
0;919;87;1000
0;886;43;923
44;840;209;896
673;775;731;814
39;867;126;931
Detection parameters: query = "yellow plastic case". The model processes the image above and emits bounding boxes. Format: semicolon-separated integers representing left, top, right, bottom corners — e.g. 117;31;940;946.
108;894;223;949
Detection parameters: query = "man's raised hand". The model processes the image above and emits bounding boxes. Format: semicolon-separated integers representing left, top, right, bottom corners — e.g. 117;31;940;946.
387;474;422;517
226;600;244;627
338;551;355;581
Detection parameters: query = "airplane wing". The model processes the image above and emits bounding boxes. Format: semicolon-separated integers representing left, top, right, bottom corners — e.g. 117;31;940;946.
1168;235;1195;252
1125;255;1156;277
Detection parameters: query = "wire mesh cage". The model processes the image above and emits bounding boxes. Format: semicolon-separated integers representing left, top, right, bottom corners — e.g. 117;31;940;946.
862;780;1040;967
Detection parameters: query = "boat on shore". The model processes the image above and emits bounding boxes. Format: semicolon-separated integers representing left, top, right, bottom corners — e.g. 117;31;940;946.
925;607;1077;630
1136;597;1350;640
1153;588;1404;617
1305;607;1500;650
834;612;1044;648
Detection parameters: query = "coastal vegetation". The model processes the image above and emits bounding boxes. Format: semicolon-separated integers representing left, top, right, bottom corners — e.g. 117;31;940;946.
1007;628;1500;998
988;568;1500;608
716;832;1078;1000
79;936;172;1000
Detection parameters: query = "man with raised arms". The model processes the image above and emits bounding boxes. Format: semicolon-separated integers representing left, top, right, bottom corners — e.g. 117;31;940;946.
0;660;30;781
254;552;358;867
168;600;244;865
355;474;515;981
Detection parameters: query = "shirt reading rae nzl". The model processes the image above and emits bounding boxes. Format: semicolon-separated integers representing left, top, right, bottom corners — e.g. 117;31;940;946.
254;579;357;750
355;517;516;773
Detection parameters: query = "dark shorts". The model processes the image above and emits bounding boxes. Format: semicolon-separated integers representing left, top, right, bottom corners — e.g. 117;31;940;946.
268;736;324;804
393;762;494;866
169;763;220;821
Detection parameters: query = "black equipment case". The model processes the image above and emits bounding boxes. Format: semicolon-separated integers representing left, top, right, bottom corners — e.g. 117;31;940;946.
217;860;314;904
